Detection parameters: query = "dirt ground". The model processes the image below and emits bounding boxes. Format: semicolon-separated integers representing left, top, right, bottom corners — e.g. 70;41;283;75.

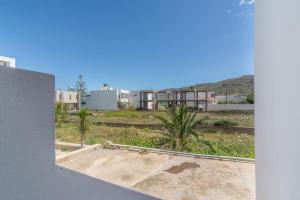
57;148;255;200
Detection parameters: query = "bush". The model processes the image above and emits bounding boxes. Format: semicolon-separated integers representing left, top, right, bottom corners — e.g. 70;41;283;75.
213;120;239;127
86;136;102;145
104;110;139;118
218;100;248;104
55;102;68;127
198;116;210;125
127;106;137;111
246;93;254;104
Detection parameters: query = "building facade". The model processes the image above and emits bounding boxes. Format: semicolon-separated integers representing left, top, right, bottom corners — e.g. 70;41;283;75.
0;56;16;68
129;90;215;111
55;90;80;110
82;85;129;111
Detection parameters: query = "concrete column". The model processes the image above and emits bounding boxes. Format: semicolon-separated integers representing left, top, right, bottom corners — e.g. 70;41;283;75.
256;0;300;199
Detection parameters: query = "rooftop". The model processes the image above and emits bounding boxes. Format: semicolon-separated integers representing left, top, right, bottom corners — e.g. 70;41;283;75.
57;146;255;200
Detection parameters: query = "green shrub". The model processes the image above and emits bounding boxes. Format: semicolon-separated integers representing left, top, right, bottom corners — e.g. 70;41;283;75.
104;111;139;118
85;136;102;145
198;116;210;125
55;102;68;127
213;120;239;127
127;106;137;111
246;93;255;104
218;100;248;104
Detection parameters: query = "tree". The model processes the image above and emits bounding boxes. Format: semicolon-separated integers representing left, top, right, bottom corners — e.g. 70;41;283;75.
246;93;254;104
78;109;90;148
155;105;209;151
74;75;88;103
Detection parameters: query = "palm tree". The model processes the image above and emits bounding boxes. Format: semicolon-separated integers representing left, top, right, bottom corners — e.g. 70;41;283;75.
79;109;90;148
61;104;68;121
155;105;208;151
55;102;68;127
55;102;63;127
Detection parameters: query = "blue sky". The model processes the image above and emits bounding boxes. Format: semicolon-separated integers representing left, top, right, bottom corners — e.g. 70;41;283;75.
0;0;254;90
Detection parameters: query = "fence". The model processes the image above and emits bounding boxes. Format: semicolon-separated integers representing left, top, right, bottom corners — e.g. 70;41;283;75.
207;104;254;111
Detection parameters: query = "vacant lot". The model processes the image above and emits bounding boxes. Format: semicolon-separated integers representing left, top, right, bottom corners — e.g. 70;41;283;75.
67;110;254;127
56;110;254;158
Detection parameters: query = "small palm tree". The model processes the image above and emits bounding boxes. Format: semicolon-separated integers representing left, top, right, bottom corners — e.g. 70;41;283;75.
61;104;68;121
155;105;206;151
79;109;90;148
55;102;63;127
55;102;68;127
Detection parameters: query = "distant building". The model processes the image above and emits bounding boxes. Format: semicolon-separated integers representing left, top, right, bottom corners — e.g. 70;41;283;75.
82;84;129;111
129;90;215;111
0;56;16;68
55;90;80;110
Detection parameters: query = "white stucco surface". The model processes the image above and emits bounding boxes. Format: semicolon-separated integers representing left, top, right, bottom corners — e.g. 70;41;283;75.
0;66;157;200
256;0;300;199
84;90;118;110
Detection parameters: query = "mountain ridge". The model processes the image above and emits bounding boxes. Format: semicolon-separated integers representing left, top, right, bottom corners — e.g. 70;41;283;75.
178;75;254;96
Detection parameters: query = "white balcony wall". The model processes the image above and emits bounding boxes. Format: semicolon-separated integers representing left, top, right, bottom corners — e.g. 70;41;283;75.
0;66;157;200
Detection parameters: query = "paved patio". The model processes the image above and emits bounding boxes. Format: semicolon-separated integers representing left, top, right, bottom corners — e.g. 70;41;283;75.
57;148;255;200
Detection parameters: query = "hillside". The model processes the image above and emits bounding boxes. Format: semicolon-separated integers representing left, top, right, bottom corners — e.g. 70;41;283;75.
180;75;254;96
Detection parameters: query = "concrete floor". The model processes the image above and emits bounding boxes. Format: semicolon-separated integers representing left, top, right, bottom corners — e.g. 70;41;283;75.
57;149;255;200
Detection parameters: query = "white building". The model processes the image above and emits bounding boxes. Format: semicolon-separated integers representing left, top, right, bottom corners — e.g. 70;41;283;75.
0;56;16;68
82;85;129;111
55;90;80;110
128;90;215;111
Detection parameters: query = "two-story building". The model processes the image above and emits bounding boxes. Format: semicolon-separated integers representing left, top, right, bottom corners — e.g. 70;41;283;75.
55;90;80;110
129;90;215;111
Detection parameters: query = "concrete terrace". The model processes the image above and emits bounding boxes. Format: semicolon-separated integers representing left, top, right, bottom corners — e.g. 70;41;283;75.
57;148;255;200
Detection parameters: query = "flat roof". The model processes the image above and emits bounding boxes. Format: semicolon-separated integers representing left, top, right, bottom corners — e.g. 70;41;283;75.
57;148;255;200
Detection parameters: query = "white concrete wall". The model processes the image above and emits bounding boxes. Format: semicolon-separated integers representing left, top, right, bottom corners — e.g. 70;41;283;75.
0;66;157;200
256;0;300;199
207;104;254;111
128;91;141;108
84;90;118;111
0;56;16;68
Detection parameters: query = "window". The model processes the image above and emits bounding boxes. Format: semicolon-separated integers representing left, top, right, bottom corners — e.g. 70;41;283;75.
0;61;9;67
